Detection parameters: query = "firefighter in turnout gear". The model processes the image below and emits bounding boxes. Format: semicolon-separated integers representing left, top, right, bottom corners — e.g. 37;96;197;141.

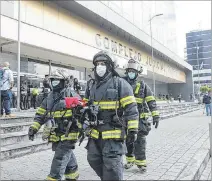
28;69;81;181
124;59;160;172
82;50;139;180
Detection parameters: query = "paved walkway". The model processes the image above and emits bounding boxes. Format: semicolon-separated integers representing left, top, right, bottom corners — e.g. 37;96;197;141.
1;110;211;180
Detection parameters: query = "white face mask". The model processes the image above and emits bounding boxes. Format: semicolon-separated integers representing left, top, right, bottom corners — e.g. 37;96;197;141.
52;80;60;87
128;72;136;80
96;65;107;77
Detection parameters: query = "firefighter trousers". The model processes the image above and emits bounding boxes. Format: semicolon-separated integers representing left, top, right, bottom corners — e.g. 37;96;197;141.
86;138;125;180
126;119;149;166
46;141;79;180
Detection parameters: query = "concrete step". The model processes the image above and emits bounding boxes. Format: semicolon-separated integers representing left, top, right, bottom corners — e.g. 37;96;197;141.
1;139;51;161
1;130;43;146
0;122;32;134
0;116;34;124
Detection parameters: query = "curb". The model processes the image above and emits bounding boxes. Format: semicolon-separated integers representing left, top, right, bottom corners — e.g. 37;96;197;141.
193;150;210;180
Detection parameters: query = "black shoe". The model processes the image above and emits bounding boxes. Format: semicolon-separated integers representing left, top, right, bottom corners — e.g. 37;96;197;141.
138;165;147;173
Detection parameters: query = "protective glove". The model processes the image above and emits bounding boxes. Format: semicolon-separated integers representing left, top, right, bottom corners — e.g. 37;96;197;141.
28;127;38;141
153;117;159;129
126;131;137;145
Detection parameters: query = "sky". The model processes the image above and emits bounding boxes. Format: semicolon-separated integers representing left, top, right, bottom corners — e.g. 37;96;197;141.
174;1;211;59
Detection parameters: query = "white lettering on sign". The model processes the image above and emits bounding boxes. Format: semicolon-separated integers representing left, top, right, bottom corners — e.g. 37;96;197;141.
95;34;141;61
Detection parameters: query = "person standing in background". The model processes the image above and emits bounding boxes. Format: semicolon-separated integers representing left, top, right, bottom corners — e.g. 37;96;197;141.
178;94;182;103
203;91;211;116
0;62;15;118
32;86;39;109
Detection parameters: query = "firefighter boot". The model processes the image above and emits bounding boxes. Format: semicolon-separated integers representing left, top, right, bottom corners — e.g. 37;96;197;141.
136;160;147;173
65;175;79;181
124;162;134;169
138;165;147;173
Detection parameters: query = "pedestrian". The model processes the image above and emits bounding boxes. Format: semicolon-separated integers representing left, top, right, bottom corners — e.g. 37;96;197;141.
123;59;160;172
190;93;193;101
28;69;81;180
178;94;182;103
0;62;15;118
43;74;52;91
32;86;39;109
82;50;139;180
73;78;81;95
203;92;211;116
166;94;169;103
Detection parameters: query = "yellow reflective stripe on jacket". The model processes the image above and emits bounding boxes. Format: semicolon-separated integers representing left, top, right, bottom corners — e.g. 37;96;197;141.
90;129;99;139
36;107;46;115
64;171;79;179
54;111;61;118
49;134;60;142
46;176;57;181
94;101;119;110
102;130;122;139
83;98;88;103
120;96;136;108
31;122;41;130
135;83;141;94
135;159;147;166
63;110;72;118
128;120;139;129
54;110;72;118
135;97;143;104
140;113;150;118
152;111;159;117
145;96;155;102
61;132;79;141
126;156;135;163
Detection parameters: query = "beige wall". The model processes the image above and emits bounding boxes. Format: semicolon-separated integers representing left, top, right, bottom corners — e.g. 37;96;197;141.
2;1;186;82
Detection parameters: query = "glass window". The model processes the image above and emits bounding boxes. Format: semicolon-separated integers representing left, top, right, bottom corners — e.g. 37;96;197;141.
193;73;211;77
187;46;212;54
187;54;211;60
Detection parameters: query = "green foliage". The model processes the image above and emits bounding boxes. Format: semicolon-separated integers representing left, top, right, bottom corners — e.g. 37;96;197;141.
200;86;211;93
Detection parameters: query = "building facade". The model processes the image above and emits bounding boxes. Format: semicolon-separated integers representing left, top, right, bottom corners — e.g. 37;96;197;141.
0;1;193;100
186;30;211;86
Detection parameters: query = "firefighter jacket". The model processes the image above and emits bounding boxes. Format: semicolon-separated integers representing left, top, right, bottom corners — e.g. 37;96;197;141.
83;73;139;141
30;88;81;143
124;77;159;120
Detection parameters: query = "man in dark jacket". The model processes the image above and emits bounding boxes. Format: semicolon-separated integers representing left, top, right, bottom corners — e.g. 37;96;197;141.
203;92;211;116
123;59;160;172
83;50;139;180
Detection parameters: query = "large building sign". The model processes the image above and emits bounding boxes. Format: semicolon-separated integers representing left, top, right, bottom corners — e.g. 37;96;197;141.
95;33;185;82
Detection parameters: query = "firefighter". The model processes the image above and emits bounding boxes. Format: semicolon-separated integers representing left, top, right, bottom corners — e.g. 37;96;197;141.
82;50;139;180
123;59;160;172
28;69;81;181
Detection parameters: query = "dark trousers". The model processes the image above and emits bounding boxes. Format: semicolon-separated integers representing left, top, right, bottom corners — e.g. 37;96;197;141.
32;95;37;109
86;138;124;181
47;141;79;180
126;118;149;165
1;90;11;115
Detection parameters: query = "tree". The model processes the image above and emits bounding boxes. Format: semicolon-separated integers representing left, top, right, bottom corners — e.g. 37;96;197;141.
200;86;211;93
